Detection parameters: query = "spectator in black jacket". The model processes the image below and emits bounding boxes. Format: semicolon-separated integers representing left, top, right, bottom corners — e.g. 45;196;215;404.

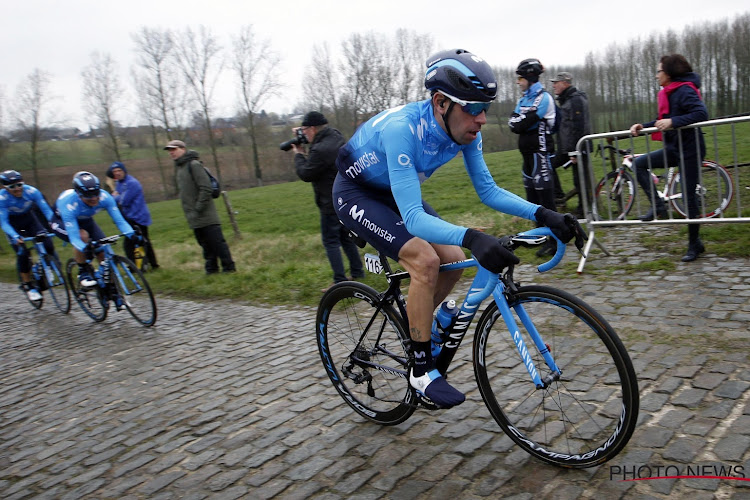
551;72;591;219
291;111;364;292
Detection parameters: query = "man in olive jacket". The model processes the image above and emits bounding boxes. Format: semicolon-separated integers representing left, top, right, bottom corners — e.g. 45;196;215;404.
290;111;363;292
165;140;235;274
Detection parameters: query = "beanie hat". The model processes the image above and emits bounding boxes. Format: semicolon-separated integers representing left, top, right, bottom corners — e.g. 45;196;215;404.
106;161;127;179
301;111;328;127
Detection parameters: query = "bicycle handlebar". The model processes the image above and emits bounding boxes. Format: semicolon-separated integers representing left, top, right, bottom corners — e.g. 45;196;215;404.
465;228;565;306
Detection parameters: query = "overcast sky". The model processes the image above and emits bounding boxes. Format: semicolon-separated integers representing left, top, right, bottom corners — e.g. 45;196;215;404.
1;0;747;130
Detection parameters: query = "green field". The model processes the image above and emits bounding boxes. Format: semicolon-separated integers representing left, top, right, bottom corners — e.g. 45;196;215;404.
2;127;749;307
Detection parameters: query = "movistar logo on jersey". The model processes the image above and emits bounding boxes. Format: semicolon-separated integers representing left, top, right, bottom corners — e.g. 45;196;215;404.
348;204;395;243
345;151;380;179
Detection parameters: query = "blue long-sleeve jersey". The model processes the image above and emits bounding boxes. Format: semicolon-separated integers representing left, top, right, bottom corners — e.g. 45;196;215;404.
0;185;54;241
336;99;540;246
55;189;134;252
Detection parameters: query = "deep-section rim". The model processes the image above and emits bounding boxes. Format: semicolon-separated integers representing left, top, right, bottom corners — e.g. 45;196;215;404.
473;284;639;468
43;254;71;314
316;282;415;425
112;255;157;327
65;258;108;322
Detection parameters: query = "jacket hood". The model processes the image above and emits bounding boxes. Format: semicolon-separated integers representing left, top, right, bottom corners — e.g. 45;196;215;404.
674;72;702;89
106;161;128;178
176;149;201;165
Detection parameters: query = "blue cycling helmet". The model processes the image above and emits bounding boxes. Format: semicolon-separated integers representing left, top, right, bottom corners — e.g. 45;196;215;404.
424;49;498;103
0;170;23;186
72;171;101;198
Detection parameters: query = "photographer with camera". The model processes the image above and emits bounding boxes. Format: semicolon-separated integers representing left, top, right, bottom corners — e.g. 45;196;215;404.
286;111;363;292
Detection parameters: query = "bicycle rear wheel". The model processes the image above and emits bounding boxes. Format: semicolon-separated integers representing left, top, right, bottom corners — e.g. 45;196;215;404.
66;258;108;322
593;170;635;220
316;282;415;425
111;256;157;327
669;161;733;218
473;285;639;468
43;254;71;314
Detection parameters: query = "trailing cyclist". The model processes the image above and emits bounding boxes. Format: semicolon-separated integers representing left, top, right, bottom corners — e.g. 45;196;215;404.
50;172;138;287
0;170;57;301
333;48;585;409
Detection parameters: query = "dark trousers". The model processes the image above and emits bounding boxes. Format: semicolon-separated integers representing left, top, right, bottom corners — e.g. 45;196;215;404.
194;224;235;273
521;152;556;212
321;213;364;283
123;222;158;268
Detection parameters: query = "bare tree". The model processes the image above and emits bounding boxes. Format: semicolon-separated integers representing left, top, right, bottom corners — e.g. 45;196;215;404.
131;27;188;140
393;29;434;104
81;51;126;161
302;42;344;128
173;26;225;181
13;69;56;187
131;27;188;197
231;25;283;186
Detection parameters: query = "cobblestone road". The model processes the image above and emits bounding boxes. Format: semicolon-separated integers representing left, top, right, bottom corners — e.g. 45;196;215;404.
1;228;749;499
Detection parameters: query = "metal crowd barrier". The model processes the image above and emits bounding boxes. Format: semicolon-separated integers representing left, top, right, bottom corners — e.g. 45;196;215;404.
571;115;750;272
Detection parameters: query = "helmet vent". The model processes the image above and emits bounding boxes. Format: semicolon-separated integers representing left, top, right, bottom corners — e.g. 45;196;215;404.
445;68;470;91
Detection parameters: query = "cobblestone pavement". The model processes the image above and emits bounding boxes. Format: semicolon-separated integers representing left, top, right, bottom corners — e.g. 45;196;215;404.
1;228;749;499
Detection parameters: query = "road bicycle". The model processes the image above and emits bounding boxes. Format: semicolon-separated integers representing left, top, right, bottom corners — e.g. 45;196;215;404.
18;232;71;313
65;234;157;327
593;144;733;221
316;228;639;468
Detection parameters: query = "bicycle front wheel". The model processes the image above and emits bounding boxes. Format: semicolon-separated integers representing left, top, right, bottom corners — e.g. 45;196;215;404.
669;161;733;218
112;256;157;327
473;285;639;468
316;282;415;425
593;170;635;221
66;258;108;322
43;254;71;314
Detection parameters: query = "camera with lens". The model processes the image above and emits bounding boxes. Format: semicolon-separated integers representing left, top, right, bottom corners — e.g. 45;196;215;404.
279;128;309;151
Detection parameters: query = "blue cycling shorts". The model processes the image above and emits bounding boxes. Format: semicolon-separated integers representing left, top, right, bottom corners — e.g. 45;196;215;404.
332;173;441;261
50;214;105;247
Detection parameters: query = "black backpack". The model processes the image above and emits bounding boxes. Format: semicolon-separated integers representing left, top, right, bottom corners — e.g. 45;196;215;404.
190;161;221;198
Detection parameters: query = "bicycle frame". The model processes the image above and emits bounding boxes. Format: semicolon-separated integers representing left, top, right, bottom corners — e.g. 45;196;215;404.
362;227;566;391
91;235;146;299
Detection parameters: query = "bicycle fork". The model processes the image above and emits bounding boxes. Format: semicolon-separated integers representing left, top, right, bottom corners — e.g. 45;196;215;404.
492;284;562;389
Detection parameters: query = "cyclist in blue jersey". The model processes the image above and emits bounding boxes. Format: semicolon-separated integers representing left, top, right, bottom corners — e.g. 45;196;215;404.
509;58;560;257
333;49;585;409
0;170;56;301
50;171;137;287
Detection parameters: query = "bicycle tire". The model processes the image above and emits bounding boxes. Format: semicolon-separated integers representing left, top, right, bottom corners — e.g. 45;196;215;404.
66;258;108;322
43;254;71;314
668;161;733;218
593;170;635;221
473;284;639;468
111;255;157;327
316;282;416;425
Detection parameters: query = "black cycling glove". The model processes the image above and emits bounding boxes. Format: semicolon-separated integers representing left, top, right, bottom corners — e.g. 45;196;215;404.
462;228;519;273
535;207;587;251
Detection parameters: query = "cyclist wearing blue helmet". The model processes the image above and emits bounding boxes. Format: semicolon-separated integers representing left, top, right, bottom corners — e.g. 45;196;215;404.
333;49;585;408
50;171;137;287
0;170;56;301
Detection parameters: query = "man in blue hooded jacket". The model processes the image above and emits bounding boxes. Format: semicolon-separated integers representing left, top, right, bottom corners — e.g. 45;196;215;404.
107;162;159;270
